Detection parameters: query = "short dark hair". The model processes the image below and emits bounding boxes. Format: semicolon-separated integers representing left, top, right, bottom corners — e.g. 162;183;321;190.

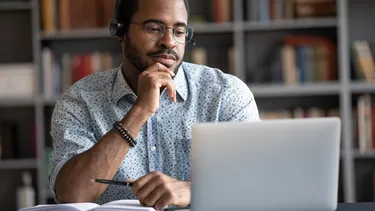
118;0;190;33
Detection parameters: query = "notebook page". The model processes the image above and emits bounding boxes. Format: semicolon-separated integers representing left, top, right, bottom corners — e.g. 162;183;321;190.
91;200;156;211
19;203;99;211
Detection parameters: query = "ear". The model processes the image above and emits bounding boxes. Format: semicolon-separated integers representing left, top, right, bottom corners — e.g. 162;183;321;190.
119;34;129;44
119;36;124;43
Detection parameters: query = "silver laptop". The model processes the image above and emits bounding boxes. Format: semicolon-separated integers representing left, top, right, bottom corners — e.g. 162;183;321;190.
190;117;341;211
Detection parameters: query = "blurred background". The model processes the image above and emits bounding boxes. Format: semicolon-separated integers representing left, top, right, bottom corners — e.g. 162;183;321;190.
0;0;374;210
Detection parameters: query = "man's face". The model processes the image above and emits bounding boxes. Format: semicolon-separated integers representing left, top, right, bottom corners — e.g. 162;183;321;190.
123;0;188;73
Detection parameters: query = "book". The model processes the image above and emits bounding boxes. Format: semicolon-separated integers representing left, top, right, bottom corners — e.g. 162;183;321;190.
0;63;35;98
19;199;156;211
41;0;117;32
352;40;375;82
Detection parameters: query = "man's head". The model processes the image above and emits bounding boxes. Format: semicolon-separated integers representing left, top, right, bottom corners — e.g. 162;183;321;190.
113;0;192;74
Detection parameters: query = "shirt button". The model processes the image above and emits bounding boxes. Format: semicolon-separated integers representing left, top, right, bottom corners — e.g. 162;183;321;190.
151;146;157;151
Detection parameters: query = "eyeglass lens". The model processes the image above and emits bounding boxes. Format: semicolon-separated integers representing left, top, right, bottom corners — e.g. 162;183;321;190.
144;22;193;44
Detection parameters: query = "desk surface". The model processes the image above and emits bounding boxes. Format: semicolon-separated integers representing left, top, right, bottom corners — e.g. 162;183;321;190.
167;202;375;211
336;202;375;211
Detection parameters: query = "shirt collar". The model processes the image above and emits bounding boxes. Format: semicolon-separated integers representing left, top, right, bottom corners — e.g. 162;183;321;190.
112;63;189;103
112;65;135;103
174;64;188;102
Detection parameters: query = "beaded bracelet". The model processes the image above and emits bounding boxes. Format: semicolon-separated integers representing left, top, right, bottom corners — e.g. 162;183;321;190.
113;121;137;147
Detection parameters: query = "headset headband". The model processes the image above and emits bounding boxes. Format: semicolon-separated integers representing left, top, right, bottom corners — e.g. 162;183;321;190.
114;0;122;20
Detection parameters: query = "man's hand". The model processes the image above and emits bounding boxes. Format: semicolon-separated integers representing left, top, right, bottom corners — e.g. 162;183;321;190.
131;171;191;210
135;63;176;116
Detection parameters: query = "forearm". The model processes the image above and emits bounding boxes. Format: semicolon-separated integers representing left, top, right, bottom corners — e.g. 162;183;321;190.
55;105;151;203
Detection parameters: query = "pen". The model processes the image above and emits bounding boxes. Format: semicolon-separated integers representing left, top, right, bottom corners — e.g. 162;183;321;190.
90;179;134;187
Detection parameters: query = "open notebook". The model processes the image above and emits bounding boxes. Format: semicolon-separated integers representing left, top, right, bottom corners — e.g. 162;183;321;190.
19;200;156;211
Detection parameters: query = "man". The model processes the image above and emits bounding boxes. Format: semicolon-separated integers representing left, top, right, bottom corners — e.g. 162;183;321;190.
48;0;260;210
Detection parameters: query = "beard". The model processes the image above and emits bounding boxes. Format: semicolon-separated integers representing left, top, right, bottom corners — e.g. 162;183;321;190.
124;35;183;74
124;35;149;72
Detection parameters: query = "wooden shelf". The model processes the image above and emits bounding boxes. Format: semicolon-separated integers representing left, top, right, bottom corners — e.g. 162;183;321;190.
244;17;337;31
40;28;111;40
248;83;341;97
353;150;375;159
350;82;375;93
189;22;235;33
0;96;36;107
0;159;37;170
0;1;31;11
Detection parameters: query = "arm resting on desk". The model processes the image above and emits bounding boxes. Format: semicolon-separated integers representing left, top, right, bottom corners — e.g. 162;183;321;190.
54;105;150;203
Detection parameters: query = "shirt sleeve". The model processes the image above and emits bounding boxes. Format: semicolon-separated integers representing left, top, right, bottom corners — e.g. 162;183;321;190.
48;87;97;202
219;75;260;122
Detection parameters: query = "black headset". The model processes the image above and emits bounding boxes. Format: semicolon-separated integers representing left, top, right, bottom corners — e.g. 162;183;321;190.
109;0;195;46
109;0;125;38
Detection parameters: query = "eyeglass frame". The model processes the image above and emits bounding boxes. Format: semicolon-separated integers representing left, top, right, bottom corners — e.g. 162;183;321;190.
129;20;195;45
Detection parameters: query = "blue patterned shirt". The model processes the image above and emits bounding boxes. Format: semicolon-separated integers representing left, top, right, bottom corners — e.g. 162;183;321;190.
49;62;260;204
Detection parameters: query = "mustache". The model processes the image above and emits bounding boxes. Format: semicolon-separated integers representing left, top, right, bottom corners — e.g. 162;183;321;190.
147;48;180;60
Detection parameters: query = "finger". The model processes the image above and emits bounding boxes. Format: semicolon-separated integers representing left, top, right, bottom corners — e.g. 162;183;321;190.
154;192;173;211
142;185;165;207
167;79;176;103
132;175;153;196
152;71;173;79
146;72;176;102
136;178;164;204
157;76;176;102
153;62;175;77
132;171;161;196
134;173;167;204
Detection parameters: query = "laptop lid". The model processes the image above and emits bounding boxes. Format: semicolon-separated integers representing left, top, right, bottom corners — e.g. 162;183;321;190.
190;117;341;211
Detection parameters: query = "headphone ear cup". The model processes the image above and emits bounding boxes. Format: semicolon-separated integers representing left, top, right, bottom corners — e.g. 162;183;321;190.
109;17;125;38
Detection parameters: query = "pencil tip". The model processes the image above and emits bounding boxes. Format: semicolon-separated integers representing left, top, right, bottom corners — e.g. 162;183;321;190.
90;179;95;182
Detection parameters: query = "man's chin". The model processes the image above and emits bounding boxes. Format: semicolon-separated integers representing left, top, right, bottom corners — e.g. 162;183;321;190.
147;60;182;73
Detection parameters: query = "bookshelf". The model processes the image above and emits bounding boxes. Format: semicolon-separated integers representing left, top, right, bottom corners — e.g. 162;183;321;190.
1;0;375;209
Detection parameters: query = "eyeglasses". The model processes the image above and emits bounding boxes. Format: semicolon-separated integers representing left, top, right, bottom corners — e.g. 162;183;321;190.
130;21;194;44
